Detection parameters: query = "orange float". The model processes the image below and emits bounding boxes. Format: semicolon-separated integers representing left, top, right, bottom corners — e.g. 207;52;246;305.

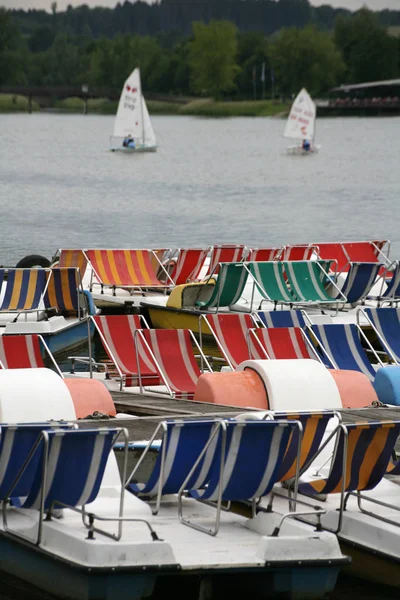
63;378;116;419
194;370;268;409
328;369;378;408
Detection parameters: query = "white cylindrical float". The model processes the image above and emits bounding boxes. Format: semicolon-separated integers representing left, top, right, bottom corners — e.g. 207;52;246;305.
0;368;76;423
237;359;342;411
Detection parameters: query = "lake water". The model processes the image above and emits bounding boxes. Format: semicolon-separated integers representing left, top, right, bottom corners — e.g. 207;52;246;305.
0;113;399;266
0;111;399;599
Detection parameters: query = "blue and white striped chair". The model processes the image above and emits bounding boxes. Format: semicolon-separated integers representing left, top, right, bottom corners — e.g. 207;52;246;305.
178;419;296;535
0;423;75;503
363;308;400;363
257;309;306;329
3;427;131;544
308;323;383;381
332;262;381;306
127;419;222;515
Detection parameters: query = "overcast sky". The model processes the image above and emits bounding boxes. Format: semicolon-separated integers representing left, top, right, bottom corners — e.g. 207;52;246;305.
1;0;400;12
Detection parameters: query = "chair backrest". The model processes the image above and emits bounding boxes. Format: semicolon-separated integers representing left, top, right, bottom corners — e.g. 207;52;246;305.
0;423;73;500
364;307;400;361
0;269;47;311
85;249;165;288
93;315;157;379
257;310;306;329
189;420;294;502
339;262;381;304
44;268;81;312
310;323;376;380
22;428;119;510
204;313;256;368
169;248;208;285
301;421;400;495
207;245;246;275
272;411;336;480
196;262;248;309
283;261;334;303
343;241;386;265
140;329;200;396
281;245;317;261
247;248;281;262
250;327;313;360
58;249;88;279
0;335;44;369
130;419;222;496
381;262;400;299
247;261;295;303
313;242;350;272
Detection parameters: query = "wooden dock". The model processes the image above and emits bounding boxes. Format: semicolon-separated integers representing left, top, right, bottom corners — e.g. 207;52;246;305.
77;391;400;453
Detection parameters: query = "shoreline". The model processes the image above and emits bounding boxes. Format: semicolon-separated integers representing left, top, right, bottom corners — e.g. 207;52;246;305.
0;94;289;118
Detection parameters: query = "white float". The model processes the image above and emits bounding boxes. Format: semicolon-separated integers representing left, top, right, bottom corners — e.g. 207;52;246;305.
0;368;76;422
237;359;342;411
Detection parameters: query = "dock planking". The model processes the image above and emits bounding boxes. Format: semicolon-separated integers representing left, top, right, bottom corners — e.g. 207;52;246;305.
76;391;400;453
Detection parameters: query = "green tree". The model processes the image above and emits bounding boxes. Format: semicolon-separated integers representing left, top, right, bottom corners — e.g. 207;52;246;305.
269;25;344;96
334;8;399;83
0;9;26;84
189;20;240;98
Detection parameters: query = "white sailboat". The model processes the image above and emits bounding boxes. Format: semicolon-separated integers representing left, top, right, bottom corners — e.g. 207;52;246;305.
110;67;157;153
284;88;320;155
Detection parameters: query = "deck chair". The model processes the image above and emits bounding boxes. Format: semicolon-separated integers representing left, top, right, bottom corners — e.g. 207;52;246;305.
44;267;85;318
333;262;381;305
308;323;383;380
246;247;282;262
373;262;400;304
127;418;223;514
297;420;400;532
312;242;349;272
249;327;318;360
195;262;248;311
0;423;75;506
168;248;209;285
58;249;88;279
246;261;296;308
343;240;389;267
283;261;345;306
206;244;246;275
271;411;338;482
257;309;306;329
3;427;131;544
0;334;62;376
179;419;297;535
0;269;47;312
136;328;212;398
84;249;172;293
200;313;259;369
281;244;318;261
92;314;159;389
362;308;400;363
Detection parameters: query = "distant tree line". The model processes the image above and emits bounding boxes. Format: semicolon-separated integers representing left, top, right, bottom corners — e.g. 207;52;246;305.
1;4;400;99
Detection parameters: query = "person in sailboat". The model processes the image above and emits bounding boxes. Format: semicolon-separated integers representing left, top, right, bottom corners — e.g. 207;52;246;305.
302;139;311;151
123;135;135;149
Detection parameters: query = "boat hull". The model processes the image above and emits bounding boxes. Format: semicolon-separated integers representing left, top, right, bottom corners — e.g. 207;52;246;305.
145;303;211;334
110;145;157;153
42;318;95;356
286;144;320;155
0;531;346;600
339;539;400;588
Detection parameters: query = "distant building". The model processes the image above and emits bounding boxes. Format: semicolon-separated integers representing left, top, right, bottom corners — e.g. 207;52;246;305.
329;79;400;109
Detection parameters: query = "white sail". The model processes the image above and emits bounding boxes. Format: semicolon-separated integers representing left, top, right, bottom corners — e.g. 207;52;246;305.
142;96;157;147
283;88;316;141
113;67;143;139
